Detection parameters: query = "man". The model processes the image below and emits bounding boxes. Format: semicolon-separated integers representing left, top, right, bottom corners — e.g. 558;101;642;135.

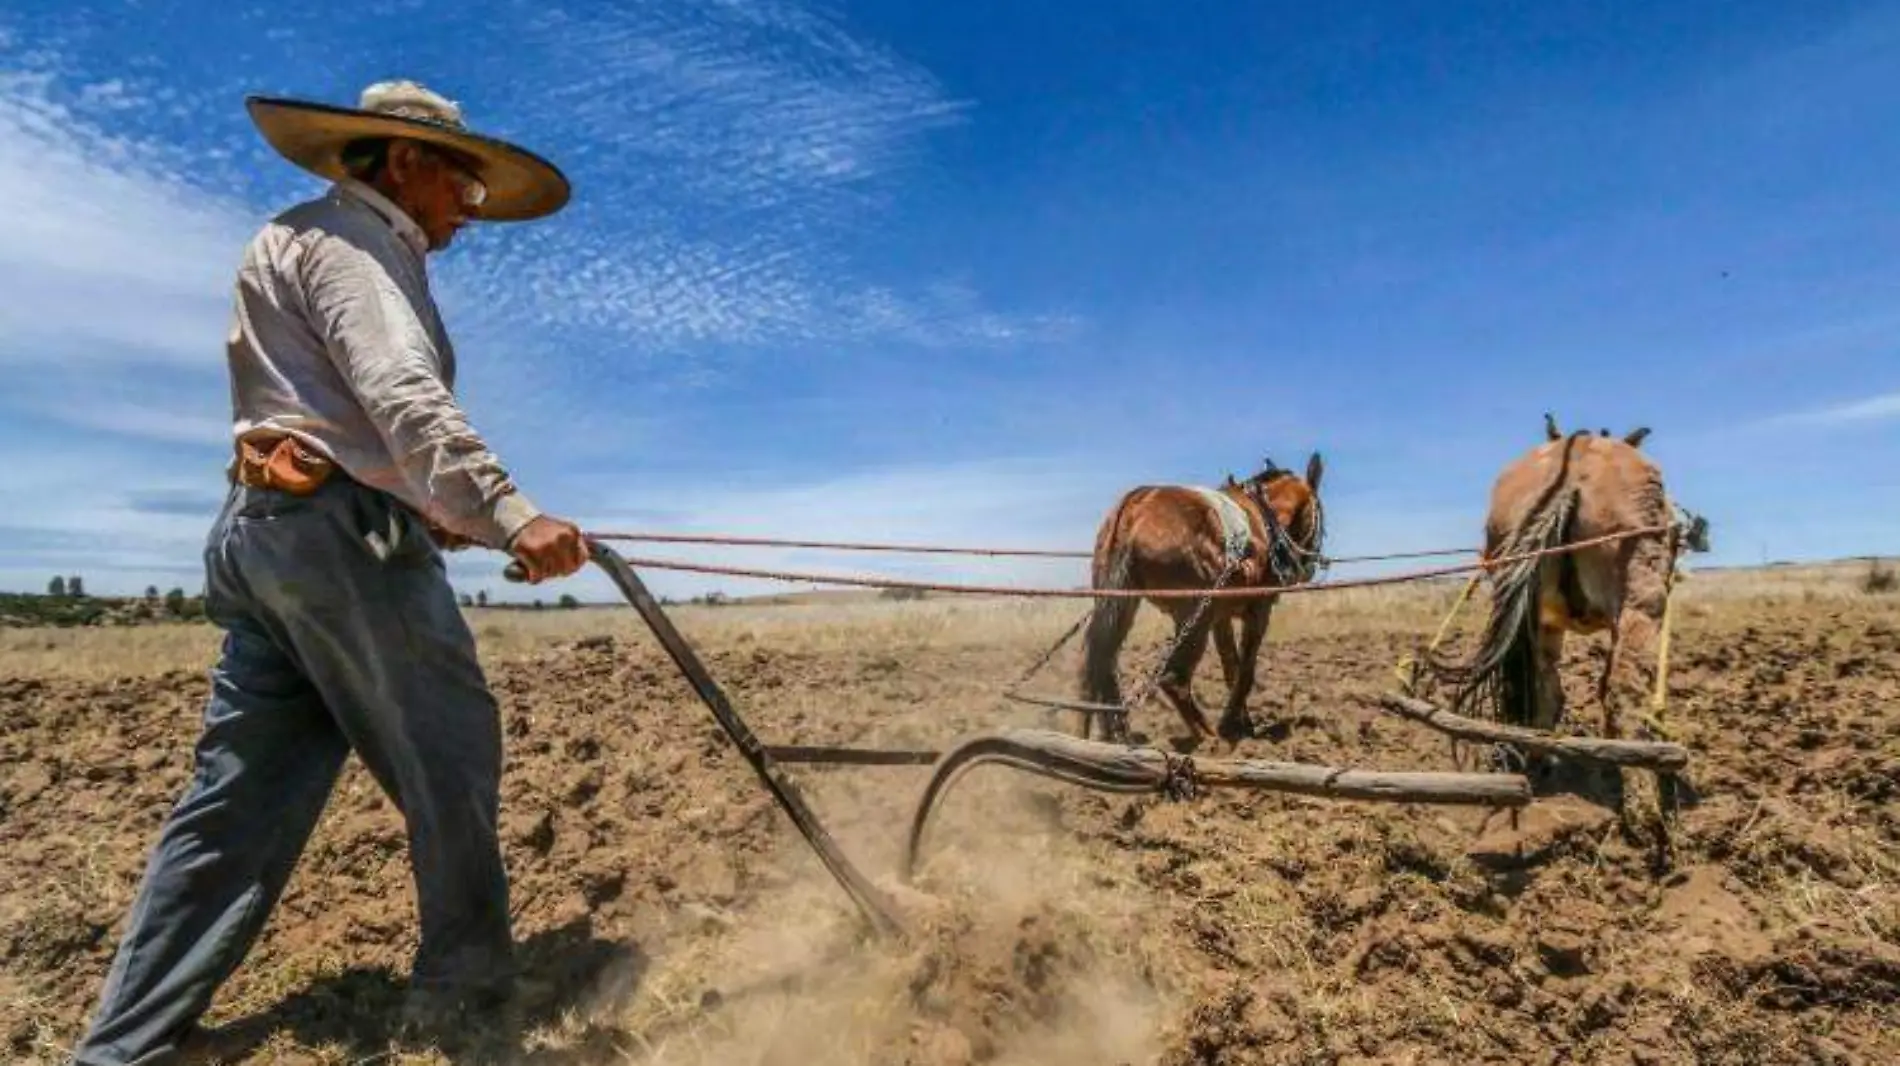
72;80;589;1065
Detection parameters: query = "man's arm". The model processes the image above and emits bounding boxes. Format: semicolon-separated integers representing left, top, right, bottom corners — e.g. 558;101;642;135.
299;232;541;549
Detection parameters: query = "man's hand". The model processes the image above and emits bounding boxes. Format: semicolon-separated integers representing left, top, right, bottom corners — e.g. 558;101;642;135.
508;515;589;582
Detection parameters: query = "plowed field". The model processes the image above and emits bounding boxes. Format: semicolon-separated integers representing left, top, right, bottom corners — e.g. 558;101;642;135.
4;567;1896;1064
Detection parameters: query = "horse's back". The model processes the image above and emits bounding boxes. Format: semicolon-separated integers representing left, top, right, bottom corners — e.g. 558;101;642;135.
1102;484;1224;541
1486;436;1665;550
1486;435;1671;627
1095;484;1234;580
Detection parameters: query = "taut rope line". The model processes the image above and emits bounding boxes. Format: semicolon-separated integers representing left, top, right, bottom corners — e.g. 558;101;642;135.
584;524;1674;601
586;530;1089;558
579;529;1478;566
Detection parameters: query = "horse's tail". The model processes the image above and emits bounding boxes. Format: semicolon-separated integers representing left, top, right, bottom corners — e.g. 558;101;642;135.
1078;494;1143;730
1424;436;1584;726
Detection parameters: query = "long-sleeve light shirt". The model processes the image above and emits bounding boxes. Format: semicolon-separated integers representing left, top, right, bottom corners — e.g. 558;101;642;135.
224;179;540;549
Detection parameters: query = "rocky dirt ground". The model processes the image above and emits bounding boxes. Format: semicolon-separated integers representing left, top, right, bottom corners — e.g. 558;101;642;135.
2;580;1896;1064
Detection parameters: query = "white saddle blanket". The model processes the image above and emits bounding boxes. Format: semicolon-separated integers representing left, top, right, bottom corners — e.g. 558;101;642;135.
1185;486;1253;562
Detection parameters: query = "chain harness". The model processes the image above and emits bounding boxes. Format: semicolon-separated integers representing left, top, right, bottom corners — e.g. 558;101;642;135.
1002;470;1327;748
1103;474;1321;741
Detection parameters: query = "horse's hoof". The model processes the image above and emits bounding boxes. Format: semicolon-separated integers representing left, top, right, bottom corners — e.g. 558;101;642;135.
1217;714;1253;743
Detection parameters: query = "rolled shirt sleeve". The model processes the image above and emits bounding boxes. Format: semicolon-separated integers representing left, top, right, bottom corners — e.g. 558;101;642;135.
299;233;541;549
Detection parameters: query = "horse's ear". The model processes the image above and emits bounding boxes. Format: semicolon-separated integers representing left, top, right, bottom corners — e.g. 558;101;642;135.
1624;426;1651;448
1544;412;1561;441
1305;452;1324;493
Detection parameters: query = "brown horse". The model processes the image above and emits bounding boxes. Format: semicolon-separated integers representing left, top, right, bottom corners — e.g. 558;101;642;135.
1423;418;1705;741
1078;454;1326;745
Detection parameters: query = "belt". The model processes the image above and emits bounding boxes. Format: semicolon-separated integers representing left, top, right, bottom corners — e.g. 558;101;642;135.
231;432;337;496
229;432;476;551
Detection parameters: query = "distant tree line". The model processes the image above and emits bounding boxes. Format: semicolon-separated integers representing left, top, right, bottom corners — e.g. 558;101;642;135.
0;578;205;628
455;590;582;610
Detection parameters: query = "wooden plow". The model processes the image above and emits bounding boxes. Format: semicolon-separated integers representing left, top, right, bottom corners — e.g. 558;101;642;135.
1371;693;1689;772
899;728;1531;879
514;544;1542;940
1365;692;1695;818
502;515;1699;938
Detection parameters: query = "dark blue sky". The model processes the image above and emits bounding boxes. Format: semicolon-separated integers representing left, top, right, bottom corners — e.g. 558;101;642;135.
1;1;1894;597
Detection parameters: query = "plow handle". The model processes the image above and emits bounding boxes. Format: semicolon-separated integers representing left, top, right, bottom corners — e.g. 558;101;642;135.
497;544;905;939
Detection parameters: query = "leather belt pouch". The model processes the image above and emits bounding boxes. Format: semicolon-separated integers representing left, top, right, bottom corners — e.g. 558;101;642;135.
235;434;336;496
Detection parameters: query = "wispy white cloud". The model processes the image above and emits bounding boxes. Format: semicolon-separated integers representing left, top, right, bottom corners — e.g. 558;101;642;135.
438;0;1077;352
833;284;1085;349
525;1;966;203
1756;390;1900;429
0;0;1078;364
0;72;252;368
0;0;1090;595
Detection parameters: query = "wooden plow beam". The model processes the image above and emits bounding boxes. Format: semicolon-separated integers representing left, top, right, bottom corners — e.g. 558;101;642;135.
1371;693;1691;772
902;728;1531;880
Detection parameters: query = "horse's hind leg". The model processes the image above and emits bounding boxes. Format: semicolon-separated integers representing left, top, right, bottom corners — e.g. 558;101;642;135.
1532;622;1568;732
1156;608;1218;741
1213;614;1240;691
1522;565;1571;734
1601;537;1672;739
1219;599;1275;741
1079;590;1141;741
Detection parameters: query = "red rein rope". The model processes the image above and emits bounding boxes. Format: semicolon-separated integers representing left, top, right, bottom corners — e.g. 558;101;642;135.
592;525;1672;601
586;530;1090;558
583;529;1479;565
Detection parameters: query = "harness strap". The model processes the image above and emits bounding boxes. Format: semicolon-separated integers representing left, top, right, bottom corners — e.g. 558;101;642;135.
1238;481;1306;585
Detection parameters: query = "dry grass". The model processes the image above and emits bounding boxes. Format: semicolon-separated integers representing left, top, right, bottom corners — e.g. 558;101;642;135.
6;560;1880;684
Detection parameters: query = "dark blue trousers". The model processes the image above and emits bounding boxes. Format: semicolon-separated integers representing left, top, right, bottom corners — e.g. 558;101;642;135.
73;477;514;1065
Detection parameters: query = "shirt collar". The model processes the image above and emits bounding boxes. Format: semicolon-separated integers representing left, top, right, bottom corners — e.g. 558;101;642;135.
335;178;430;258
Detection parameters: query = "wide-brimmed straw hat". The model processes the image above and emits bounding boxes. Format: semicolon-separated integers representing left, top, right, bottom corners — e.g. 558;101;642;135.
246;80;570;222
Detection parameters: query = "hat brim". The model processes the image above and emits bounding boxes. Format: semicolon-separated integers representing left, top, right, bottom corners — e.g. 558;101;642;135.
245;95;570;222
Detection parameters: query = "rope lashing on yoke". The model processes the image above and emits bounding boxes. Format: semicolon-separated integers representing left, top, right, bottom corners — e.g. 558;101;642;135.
1162;752;1198;801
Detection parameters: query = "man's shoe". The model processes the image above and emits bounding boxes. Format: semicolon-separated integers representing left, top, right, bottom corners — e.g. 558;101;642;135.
168;1023;262;1064
398;982;528;1049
